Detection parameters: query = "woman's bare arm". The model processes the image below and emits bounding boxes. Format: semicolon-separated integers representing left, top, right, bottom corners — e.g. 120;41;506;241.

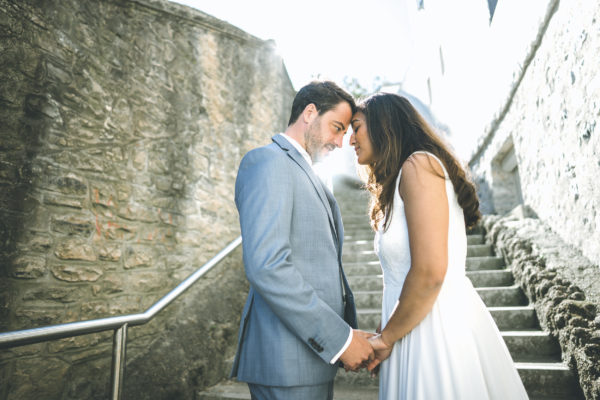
368;153;449;370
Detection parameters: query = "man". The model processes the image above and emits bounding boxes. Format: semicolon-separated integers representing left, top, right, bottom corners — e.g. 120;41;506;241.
231;81;374;399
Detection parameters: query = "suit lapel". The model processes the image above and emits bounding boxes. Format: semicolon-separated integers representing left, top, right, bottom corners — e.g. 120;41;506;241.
272;135;339;245
319;180;344;253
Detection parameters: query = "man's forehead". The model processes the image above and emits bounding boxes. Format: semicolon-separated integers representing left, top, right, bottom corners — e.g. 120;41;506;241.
324;102;352;120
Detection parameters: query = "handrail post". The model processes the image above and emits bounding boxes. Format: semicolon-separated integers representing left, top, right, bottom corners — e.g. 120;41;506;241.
110;323;128;400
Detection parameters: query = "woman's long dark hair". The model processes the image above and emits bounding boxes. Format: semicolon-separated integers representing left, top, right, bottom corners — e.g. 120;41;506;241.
358;93;481;231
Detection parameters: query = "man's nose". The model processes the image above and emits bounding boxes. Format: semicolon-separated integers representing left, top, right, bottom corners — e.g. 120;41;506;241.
335;135;344;148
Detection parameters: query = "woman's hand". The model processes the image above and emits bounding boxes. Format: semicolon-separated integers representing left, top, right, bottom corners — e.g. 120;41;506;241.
369;321;383;377
367;334;394;374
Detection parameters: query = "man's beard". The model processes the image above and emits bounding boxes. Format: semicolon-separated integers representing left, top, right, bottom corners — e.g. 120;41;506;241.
304;119;334;163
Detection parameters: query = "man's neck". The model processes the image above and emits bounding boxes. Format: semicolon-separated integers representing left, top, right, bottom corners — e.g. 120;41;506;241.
283;128;306;151
281;132;312;166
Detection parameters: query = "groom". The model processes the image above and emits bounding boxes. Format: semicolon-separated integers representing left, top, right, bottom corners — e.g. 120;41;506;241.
231;81;374;399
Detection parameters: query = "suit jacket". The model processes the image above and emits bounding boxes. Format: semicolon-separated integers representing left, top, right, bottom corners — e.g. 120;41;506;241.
230;134;357;386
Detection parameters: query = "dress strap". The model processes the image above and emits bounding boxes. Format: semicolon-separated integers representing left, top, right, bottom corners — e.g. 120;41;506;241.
409;151;448;179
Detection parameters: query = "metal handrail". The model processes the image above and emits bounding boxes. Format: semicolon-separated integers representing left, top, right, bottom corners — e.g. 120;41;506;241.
0;235;242;399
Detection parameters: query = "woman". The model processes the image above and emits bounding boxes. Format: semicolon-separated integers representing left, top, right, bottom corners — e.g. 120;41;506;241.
349;93;528;399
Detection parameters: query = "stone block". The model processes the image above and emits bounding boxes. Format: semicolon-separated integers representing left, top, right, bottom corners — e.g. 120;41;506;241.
107;296;142;315
43;194;85;209
15;234;52;252
22;286;80;303
1;343;46;359
47;332;108;354
98;219;136;241
49;174;87;196
8;357;70;400
124;245;154;269
97;243;122;262
127;270;168;293
90;182;117;209
91;272;125;295
51;214;95;236
10;256;46;279
117;203;159;223
50;263;103;282
14;307;63;327
54;238;96;261
80;300;109;317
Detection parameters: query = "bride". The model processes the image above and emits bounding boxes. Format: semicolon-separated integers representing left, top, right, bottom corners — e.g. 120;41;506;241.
349;93;528;399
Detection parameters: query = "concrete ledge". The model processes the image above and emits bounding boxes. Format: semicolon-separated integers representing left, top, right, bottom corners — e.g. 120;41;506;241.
482;213;600;399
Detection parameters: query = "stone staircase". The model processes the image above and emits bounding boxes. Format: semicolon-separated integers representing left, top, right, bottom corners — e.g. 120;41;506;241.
198;181;584;399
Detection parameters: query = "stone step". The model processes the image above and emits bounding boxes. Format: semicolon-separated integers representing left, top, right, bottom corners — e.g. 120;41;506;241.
467;234;484;245
344;232;375;241
353;290;383;308
356;305;539;332
342;255;504;273
341;216;371;226
334;368;378;388
344;262;381;276
502;331;562;363
489;306;539;331
476;285;528;307
198;364;583;400
343;239;490;255
355;285;529;309
465;257;506;271
197;381;378;400
466;225;483;235
466;256;505;270
344;230;484;246
343;240;375;252
466;244;494;257
517;362;585;399
342;226;372;235
342;250;378;263
348;269;516;292
466;270;514;287
343;230;375;241
347;275;383;291
198;365;585;400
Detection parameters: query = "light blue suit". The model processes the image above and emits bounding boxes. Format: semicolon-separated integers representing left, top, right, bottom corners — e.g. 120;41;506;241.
231;134;357;392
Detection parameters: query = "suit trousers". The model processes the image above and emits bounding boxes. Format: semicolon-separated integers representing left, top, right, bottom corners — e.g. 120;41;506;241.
248;381;334;400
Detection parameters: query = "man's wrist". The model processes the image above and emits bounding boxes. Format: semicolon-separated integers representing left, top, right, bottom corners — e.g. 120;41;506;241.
330;327;353;364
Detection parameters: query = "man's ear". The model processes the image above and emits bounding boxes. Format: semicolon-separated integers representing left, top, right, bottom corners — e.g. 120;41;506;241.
302;103;318;124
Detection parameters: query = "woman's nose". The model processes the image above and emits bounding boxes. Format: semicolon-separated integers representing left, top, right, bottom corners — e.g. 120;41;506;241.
349;132;356;146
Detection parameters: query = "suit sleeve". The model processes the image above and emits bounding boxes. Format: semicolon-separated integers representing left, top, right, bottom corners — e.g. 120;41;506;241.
235;149;351;363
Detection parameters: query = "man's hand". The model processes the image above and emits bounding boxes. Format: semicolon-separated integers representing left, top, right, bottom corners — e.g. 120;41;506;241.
366;334;394;373
339;329;375;371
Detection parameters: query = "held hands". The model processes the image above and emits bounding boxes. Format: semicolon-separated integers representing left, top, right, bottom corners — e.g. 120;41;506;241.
339;329;375;372
367;321;394;377
366;333;394;373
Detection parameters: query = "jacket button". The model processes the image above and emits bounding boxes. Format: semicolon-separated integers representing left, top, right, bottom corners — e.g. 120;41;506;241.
308;338;323;352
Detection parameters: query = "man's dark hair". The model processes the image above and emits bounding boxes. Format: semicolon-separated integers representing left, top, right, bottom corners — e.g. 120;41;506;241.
288;80;357;126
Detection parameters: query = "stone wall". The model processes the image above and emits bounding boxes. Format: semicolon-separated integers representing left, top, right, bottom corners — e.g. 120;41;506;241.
0;0;295;398
469;0;600;268
482;213;600;399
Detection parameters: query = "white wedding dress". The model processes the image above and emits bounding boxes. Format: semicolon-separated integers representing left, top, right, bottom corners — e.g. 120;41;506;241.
375;152;528;400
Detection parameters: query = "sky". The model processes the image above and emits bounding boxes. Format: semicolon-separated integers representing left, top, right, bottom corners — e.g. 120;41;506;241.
168;1;546;164
171;0;414;91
